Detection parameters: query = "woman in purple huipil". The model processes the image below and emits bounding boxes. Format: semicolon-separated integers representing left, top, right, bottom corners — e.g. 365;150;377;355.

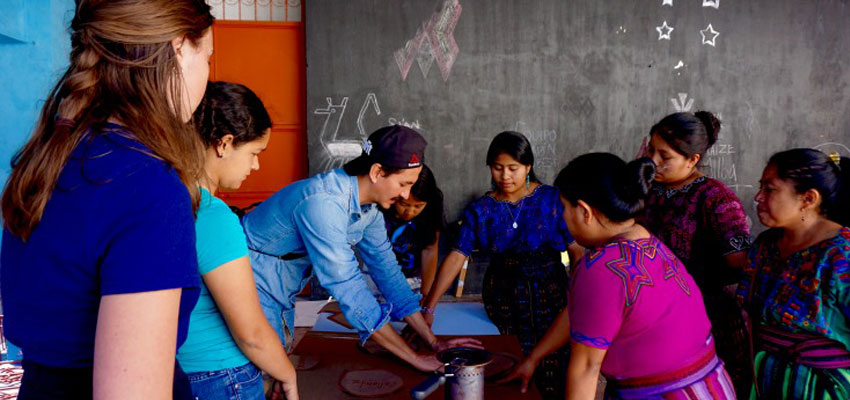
558;153;735;399
641;111;752;395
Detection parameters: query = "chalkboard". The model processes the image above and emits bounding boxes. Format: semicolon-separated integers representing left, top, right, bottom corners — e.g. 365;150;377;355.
305;0;850;235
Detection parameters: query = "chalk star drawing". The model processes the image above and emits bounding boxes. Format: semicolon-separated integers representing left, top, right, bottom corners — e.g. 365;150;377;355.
656;20;674;40
700;24;719;47
702;0;719;9
662;0;674;6
394;0;462;82
670;93;694;112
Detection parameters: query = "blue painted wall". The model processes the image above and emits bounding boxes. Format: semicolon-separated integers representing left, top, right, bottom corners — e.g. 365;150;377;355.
0;0;75;189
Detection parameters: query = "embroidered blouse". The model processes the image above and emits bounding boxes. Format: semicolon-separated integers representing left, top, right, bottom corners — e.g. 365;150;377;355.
737;227;850;349
452;184;574;257
642;176;751;292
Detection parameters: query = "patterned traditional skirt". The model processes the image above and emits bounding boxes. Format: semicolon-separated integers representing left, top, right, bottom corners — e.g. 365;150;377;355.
604;344;737;400
748;324;850;400
482;248;568;400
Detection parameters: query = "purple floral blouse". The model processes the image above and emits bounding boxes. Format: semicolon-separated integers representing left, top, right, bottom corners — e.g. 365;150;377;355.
641;176;751;292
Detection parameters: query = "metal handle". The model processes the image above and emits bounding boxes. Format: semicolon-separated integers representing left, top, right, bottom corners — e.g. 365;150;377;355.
410;373;447;400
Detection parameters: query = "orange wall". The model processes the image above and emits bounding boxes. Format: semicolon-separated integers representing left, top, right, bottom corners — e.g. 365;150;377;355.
209;20;307;209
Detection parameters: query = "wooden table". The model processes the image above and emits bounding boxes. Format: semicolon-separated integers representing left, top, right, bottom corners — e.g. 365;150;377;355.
291;331;541;399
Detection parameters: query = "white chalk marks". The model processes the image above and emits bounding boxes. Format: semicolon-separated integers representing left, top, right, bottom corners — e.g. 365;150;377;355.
662;0;674;6
394;0;462;82
656;20;674;40
702;0;720;9
314;93;382;171
814;142;850;157
670;93;695;112
700;24;720;47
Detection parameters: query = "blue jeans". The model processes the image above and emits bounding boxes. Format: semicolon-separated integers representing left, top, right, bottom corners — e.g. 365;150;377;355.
187;362;265;400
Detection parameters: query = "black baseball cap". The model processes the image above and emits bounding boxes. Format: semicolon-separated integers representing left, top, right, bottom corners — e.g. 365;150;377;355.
350;125;427;169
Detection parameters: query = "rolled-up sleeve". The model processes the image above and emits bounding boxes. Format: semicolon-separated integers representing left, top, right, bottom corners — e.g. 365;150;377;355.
357;211;421;321
293;196;390;343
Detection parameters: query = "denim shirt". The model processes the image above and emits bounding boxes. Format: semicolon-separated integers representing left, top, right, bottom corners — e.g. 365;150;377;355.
241;168;421;343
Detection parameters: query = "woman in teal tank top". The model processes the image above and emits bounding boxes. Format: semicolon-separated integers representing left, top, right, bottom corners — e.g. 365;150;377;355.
177;82;298;400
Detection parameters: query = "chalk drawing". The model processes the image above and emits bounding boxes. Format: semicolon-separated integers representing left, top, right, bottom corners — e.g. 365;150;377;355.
814;142;850;157
702;0;720;9
662;0;674;6
393;0;462;82
656;20;674;41
700;24;719;47
314;93;383;171
568;96;596;118
515;121;558;181
674;60;684;69
670;93;694;112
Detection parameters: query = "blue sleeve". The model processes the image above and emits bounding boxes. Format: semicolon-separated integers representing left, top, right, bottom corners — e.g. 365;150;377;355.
100;164;199;295
554;193;576;246
293;195;391;343
195;196;249;275
356;211;421;321
452;203;481;257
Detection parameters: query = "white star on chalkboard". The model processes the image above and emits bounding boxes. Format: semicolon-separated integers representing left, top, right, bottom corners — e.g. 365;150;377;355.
702;0;719;9
656;21;674;40
700;24;719;46
662;0;674;6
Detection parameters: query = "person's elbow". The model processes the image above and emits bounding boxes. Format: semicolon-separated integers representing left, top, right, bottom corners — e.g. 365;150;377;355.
231;323;268;352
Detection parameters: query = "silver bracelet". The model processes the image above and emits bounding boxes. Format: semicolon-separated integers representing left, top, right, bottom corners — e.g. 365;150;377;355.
421;306;435;315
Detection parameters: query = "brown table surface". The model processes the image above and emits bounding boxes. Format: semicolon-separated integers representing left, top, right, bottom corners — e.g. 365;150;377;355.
291;331;541;399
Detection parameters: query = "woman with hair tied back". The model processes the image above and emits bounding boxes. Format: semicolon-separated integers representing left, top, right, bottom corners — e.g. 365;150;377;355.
557;153;735;400
423;131;583;399
737;149;850;399
642;111;752;395
0;0;213;399
177;82;298;400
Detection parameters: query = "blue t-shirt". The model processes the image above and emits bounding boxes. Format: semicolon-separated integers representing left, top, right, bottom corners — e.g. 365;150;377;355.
0;124;200;368
177;189;251;373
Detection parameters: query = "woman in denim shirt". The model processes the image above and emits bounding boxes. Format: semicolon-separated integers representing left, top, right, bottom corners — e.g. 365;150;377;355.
242;125;480;372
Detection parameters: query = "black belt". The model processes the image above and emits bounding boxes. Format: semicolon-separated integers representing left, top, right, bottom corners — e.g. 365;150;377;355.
250;247;308;261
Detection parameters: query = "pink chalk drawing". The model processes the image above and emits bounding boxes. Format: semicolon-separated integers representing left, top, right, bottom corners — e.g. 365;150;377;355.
393;0;462;82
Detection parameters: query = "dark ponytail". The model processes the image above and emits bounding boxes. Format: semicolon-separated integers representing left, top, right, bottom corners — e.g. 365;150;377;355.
555;153;655;222
650;111;721;162
768;148;850;226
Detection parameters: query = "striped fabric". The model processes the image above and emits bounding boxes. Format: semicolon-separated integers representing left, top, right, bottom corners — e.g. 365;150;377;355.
604;347;737;399
749;351;850;400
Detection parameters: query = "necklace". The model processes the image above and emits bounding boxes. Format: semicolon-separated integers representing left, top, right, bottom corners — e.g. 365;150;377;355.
503;198;525;229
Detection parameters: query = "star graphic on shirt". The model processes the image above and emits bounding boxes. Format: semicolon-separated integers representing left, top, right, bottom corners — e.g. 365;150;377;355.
656;20;674;41
702;0;720;9
700;24;720;47
662;0;674;6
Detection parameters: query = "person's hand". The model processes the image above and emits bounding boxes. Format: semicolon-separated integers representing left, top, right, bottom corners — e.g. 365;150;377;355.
423;311;435;327
411;353;444;372
269;379;299;400
430;337;484;352
496;357;538;393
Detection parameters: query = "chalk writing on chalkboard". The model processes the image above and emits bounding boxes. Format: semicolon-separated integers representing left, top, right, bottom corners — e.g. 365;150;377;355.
313;93;382;171
670;93;695;112
656;21;674;41
702;0;720;9
662;0;674;7
393;0;463;82
700;24;720;47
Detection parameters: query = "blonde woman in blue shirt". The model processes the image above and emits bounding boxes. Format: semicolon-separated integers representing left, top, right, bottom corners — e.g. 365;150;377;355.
177;82;298;400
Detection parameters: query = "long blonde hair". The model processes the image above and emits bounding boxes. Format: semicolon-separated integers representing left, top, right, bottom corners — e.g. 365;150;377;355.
2;0;214;239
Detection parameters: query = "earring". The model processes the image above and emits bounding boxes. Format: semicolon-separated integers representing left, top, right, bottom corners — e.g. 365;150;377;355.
526;174;530;190
801;210;806;221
